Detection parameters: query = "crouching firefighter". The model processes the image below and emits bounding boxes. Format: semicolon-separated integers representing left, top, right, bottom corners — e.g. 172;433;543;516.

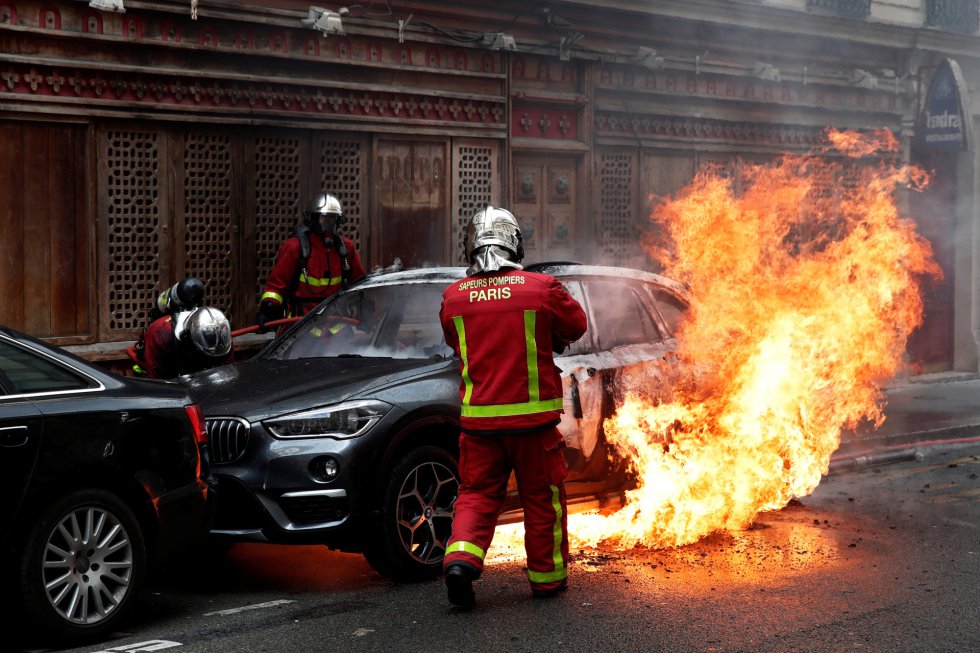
438;205;587;609
256;192;366;333
130;278;234;379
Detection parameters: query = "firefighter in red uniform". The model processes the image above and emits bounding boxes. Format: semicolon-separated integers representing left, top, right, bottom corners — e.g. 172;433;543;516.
132;278;233;379
439;205;587;609
256;192;366;332
141;306;233;379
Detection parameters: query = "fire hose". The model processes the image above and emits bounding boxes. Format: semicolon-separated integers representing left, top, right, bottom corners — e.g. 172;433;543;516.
230;317;301;338
828;447;924;472
828;434;980;473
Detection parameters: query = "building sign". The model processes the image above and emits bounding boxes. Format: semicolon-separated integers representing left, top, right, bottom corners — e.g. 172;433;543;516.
922;58;969;151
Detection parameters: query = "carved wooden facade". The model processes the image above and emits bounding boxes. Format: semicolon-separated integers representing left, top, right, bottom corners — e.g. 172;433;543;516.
1;0;973;372
0;0;507;347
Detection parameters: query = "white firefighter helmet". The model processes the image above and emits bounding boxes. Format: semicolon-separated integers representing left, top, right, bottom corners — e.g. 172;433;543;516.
464;204;524;275
304;192;345;234
174;306;232;359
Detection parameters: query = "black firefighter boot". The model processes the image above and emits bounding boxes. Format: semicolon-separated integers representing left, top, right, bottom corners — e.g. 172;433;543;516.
444;563;476;610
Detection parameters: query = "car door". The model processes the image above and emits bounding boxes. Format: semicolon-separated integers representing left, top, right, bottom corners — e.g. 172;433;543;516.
0;339;45;541
560;276;678;484
553;279;606;482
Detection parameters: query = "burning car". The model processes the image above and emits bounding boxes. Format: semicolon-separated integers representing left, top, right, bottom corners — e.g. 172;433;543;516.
183;263;689;580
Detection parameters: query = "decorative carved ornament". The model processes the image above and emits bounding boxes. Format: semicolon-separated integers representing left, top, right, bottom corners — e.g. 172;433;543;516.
597;67;905;114
0;2;502;74
0;62;506;125
511;106;578;140
595;112;872;148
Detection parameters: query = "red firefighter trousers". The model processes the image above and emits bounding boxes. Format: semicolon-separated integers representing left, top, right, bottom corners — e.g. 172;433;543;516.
444;427;569;592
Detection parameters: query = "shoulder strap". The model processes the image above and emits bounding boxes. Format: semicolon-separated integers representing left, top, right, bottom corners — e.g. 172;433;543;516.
334;233;353;288
291;225;311;287
281;226;312;315
293;225;311;265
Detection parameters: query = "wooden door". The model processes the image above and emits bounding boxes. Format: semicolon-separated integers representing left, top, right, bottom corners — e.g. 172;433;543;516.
0;120;92;340
374;139;450;269
512;155;578;264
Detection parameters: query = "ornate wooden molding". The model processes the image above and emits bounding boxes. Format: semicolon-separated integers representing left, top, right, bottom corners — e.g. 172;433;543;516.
511;105;579;140
0;61;506;127
594;112;892;148
596;66;909;115
0;1;505;77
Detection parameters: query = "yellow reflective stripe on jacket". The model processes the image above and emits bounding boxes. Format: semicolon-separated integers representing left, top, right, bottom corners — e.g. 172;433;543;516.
527;484;566;584
311;323;347;338
299;271;343;287
446;540;486;560
461;398;563;418
524;310;540;402
453;316;474;407
455;310;563;418
261;291;284;304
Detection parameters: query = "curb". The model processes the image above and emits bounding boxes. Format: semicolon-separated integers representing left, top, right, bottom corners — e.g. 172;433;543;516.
835;424;980;459
832;428;980;473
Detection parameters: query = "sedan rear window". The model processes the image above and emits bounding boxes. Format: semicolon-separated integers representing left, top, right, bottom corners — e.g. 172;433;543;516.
0;341;91;395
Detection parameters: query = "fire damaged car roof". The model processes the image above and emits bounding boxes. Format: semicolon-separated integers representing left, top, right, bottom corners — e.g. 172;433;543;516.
186;263;689;581
326;262;687;292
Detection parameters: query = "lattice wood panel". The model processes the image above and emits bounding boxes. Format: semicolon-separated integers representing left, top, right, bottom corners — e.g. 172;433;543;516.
318;137;367;250
104;130;163;334
253;137;303;301
598;151;636;262
182;133;235;314
452;141;498;265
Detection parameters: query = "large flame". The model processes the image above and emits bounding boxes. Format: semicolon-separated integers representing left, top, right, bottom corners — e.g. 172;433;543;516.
491;129;940;557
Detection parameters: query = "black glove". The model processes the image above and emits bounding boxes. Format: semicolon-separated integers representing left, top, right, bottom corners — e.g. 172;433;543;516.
256;301;283;334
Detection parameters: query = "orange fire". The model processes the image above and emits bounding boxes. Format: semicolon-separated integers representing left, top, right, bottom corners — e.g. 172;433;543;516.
491;129;940;558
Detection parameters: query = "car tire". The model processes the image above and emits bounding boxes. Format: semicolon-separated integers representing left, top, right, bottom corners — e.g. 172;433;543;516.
19;488;147;643
363;446;459;582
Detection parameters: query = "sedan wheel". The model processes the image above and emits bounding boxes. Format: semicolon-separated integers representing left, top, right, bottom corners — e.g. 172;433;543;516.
20;489;146;643
364;446;459;581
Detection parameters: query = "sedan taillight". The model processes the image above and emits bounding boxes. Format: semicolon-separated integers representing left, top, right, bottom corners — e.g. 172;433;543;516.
185;403;208;445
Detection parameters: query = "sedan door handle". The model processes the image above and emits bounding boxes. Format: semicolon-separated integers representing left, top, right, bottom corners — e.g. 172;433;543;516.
0;425;29;448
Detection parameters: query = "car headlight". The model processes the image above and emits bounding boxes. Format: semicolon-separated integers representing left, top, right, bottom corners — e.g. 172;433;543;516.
264;399;392;439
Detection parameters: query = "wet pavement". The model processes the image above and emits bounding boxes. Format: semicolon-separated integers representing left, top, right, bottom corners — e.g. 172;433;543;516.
836;372;980;458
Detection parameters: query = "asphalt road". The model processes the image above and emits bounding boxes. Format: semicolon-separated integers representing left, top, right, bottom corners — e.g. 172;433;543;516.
13;442;980;653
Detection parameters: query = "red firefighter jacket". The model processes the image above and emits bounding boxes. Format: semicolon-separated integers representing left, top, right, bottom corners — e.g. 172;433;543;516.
261;232;365;316
440;270;587;434
141;315;178;380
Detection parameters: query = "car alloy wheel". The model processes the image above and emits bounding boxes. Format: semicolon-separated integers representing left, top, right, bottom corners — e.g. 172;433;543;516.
364;445;459;581
395;458;458;565
20;488;146;642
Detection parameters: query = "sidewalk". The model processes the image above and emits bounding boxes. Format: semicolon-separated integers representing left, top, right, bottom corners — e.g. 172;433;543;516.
835;372;980;459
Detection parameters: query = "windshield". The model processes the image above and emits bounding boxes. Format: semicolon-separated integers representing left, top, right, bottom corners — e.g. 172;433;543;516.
266;282;453;361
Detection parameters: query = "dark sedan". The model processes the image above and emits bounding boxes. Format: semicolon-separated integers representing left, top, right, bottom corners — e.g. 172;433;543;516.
0;326;212;644
185;264;688;580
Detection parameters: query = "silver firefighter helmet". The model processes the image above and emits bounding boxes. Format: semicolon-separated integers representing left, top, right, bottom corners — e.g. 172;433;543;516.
174;306;232;359
464;204;524;275
304;192;345;235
